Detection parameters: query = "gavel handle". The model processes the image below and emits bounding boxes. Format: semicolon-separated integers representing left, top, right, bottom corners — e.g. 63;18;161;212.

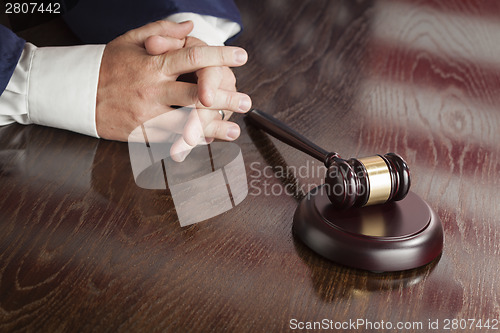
246;109;333;164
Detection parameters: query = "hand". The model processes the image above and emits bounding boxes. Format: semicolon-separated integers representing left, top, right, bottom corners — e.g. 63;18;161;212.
144;34;247;162
144;35;244;124
96;20;251;141
144;35;247;161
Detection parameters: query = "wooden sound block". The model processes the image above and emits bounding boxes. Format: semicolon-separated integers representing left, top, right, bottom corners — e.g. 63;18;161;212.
293;186;444;272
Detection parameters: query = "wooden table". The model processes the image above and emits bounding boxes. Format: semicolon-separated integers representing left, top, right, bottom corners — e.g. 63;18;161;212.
1;0;499;331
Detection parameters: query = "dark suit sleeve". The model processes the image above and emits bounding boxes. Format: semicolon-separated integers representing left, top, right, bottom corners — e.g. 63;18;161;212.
0;25;25;97
63;0;242;44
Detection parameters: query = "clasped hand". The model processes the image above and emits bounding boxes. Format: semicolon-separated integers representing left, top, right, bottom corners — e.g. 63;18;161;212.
96;20;251;160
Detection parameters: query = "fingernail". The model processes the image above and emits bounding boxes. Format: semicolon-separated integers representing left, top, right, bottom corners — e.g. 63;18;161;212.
226;125;240;140
234;49;248;64
238;96;251;112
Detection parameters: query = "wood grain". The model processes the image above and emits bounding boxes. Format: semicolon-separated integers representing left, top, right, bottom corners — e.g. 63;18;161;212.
1;0;499;331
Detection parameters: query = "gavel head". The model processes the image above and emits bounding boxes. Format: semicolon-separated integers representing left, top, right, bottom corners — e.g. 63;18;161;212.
324;153;410;209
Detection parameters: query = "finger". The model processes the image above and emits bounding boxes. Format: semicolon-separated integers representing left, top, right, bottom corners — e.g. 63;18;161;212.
219;66;237;92
171;116;241;162
127;20;193;44
170;136;213;163
184;36;207;47
145;35;185;55
196;66;223;107
170;112;216;162
161;82;252;113
212;89;252;113
161;82;199;107
182;109;242;145
170;136;195;162
162;46;248;75
183;118;241;146
182;109;207;146
203;120;241;141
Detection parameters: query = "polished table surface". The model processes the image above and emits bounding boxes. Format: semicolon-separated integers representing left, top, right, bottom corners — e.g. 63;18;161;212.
1;0;500;331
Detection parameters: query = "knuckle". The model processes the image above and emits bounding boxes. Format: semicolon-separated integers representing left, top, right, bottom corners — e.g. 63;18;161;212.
213;65;223;77
136;87;149;101
225;93;238;110
219;47;229;65
222;67;237;89
185;36;203;47
228;74;237;88
212;121;225;138
188;87;200;105
229;71;237;83
153;20;172;33
151;20;163;31
131;106;148;124
131;88;157;123
186;47;204;67
153;54;168;73
136;84;158;103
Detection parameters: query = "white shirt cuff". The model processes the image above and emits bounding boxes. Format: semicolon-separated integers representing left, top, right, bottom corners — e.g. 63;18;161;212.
0;42;104;137
29;44;105;137
165;13;241;46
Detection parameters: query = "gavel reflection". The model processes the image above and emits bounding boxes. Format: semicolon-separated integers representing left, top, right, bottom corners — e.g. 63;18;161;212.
246;109;411;209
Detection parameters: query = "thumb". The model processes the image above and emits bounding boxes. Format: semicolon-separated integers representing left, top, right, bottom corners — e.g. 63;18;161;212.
126;20;194;44
145;35;186;55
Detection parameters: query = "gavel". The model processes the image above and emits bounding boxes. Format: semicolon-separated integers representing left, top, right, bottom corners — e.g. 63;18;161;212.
246;109;411;209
